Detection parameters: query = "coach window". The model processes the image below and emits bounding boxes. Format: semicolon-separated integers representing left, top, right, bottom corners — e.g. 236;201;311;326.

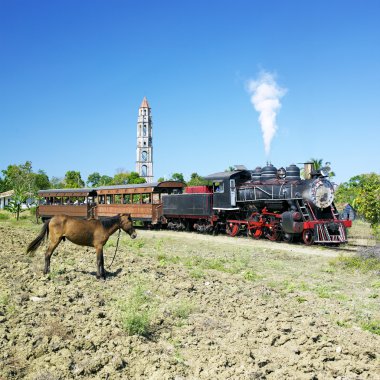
142;194;151;204
115;195;122;204
133;194;141;204
213;182;224;193
106;195;113;204
123;194;131;204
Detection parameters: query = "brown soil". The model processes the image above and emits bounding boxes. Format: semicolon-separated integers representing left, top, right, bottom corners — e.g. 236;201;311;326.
0;222;379;379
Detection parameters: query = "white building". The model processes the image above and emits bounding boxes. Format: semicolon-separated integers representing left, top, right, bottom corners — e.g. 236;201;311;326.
0;190;14;209
135;97;154;183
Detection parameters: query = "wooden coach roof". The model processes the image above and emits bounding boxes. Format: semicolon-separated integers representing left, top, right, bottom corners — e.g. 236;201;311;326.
96;181;185;195
38;181;185;197
38;188;96;197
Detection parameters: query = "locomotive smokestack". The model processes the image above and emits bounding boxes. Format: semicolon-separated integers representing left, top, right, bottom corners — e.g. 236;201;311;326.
247;71;287;155
304;162;314;180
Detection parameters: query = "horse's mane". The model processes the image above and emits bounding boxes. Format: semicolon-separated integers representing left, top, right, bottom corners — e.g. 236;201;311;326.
101;215;120;229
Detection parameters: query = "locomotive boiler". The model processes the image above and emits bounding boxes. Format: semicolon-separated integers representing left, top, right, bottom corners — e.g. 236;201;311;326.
162;163;352;245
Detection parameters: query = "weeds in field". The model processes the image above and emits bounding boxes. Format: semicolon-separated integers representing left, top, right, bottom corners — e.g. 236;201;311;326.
171;299;194;320
189;268;204;279
0;213;9;220
361;319;380;335
0;291;9;305
336;320;351;328
243;270;262;282
330;254;380;273
0;291;15;315
119;283;156;336
315;285;332;299
157;253;180;267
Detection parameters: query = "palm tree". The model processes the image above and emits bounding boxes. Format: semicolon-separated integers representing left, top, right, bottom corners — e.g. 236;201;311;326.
309;158;335;178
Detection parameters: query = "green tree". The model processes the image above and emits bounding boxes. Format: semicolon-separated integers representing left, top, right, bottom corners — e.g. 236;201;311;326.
50;176;65;189
64;171;85;188
336;173;380;236
0;176;8;192
187;172;207;186
170;173;185;183
87;172;102;187
113;172;131;185
2;161;35;220
99;175;114;186
33;170;50;190
127;172;146;184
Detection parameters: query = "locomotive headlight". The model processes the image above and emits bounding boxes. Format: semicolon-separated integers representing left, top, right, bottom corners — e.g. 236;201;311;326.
309;178;334;209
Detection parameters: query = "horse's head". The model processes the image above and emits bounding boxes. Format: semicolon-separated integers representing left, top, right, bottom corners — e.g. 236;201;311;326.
119;214;137;239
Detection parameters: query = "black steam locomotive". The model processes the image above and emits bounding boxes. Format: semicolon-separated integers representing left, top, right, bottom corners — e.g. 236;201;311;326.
162;163;352;245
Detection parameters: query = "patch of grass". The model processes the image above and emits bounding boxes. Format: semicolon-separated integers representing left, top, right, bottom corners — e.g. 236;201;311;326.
157;253;181;267
119;284;155;336
243;270;262;282
0;292;10;306
189;268;204;279
296;296;307;303
371;280;380;289
171;300;194;320
330;254;380;273
336;320;351;328
315;285;333;299
0;212;10;220
361;320;380;335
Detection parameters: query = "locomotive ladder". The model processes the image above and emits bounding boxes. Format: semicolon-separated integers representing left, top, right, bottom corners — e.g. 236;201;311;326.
330;205;340;220
295;199;312;221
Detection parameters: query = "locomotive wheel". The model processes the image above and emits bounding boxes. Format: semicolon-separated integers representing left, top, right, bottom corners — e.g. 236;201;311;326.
248;227;262;239
302;229;315;245
226;223;240;237
266;226;280;241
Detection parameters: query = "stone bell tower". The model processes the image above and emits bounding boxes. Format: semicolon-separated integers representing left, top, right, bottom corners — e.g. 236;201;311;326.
136;97;153;183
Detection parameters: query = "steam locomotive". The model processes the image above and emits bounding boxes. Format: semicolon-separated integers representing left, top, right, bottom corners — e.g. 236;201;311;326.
162;163;352;245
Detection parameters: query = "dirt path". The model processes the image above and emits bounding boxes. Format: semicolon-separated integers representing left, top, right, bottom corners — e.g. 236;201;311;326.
0;222;379;379
140;229;344;258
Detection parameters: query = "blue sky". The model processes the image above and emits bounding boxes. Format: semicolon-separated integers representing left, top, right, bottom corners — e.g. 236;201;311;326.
1;0;379;184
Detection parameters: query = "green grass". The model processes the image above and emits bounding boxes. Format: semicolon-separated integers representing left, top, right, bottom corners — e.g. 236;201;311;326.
119;283;156;337
330;254;380;273
243;270;262;282
0;212;10;220
171;299;194;320
361;320;380;335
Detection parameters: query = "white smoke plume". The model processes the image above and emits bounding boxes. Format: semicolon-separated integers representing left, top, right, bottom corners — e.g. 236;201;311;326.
247;71;287;155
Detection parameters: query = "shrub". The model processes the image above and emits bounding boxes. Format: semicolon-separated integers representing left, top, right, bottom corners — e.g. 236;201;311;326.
119;284;155;336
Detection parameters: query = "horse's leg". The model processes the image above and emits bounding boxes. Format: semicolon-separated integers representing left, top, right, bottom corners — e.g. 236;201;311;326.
44;238;62;275
96;246;106;280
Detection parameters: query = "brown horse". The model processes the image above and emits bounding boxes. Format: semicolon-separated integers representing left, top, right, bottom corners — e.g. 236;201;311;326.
27;213;137;279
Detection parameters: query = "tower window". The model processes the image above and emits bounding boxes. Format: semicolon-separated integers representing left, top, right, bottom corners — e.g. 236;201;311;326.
143;125;147;136
142;165;147;177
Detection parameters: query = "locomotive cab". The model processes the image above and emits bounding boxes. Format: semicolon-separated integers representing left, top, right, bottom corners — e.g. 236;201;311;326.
204;170;252;210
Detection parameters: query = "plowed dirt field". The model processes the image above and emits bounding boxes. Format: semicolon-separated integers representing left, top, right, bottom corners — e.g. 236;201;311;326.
0;220;379;379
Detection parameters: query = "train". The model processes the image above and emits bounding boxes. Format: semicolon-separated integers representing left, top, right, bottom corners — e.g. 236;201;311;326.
37;163;352;245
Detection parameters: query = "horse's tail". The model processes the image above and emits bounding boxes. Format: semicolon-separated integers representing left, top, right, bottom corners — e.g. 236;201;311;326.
27;220;50;253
